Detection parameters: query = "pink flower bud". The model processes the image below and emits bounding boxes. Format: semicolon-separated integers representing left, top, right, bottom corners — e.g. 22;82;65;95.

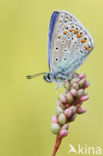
51;123;60;135
76;102;82;108
77;89;84;98
83;92;88;96
79;73;86;79
59;129;68;137
70;106;76;114
56;106;63;116
65;104;70;108
63;82;70;90
52;116;58;123
72;83;79;90
58;113;66;125
84;81;90;88
70;89;77;96
80;96;89;102
57;99;60;105
60;94;67;103
69;114;76;122
77;107;86;114
71;78;80;84
62;124;69;130
57;99;65;110
66;93;74;104
64;108;73;118
79;79;86;88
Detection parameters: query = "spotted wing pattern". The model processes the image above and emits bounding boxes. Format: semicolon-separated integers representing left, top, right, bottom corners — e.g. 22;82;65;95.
49;11;94;74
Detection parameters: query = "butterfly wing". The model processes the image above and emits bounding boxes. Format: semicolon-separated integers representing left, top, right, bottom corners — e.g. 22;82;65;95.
48;10;94;74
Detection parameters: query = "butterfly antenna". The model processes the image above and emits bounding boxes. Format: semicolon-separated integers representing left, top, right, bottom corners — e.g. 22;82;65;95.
26;72;47;79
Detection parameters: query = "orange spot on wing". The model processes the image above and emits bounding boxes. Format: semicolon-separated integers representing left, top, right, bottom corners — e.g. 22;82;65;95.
84;45;90;51
74;30;79;34
69;29;74;32
58;35;61;39
63;31;68;35
81;39;87;43
77;34;83;38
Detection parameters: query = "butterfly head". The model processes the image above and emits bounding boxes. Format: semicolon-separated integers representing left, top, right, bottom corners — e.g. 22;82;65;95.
43;73;53;83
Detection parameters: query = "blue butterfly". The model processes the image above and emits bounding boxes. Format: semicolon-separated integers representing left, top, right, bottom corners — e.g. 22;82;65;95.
26;10;94;83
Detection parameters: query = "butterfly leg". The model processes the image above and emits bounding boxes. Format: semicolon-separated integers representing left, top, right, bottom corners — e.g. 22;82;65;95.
66;72;76;81
55;83;60;97
56;74;67;81
60;83;63;88
55;83;60;90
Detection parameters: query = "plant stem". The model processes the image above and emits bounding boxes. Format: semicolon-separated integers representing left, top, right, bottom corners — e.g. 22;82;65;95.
52;135;63;156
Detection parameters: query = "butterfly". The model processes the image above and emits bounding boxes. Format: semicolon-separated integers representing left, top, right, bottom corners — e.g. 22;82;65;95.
26;10;94;83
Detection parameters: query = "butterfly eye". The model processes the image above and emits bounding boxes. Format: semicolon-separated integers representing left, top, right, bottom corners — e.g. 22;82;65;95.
71;25;74;28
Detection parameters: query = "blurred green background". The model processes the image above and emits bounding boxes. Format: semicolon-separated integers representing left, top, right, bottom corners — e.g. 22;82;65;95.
0;0;103;156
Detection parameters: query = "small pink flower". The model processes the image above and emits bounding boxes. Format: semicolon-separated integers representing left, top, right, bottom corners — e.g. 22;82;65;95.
64;108;73;118
72;83;79;90
76;102;82;108
60;94;67;103
59;129;68;137
69;114;77;122
77;107;86;114
79;73;86;79
83;92;88;96
80;96;89;102
70;106;76;114
70;89;77;96
62;124;69;130
65;104;70;108
52;116;58;123
84;81;90;88
66;93;74;103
